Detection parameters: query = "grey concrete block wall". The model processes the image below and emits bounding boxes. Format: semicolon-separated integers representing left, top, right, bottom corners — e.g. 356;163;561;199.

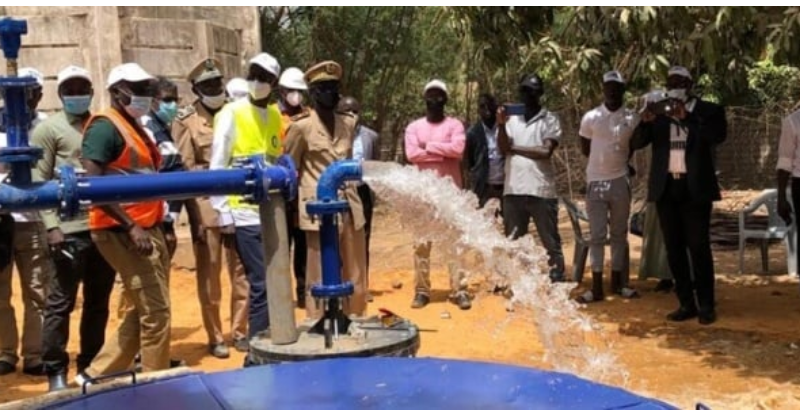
1;6;260;112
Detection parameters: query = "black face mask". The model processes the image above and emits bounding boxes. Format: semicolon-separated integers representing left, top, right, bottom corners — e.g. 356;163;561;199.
313;88;340;110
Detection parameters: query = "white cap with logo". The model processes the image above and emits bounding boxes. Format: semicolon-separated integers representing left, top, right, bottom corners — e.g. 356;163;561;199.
57;65;92;87
603;70;625;84
668;66;692;80
106;63;154;89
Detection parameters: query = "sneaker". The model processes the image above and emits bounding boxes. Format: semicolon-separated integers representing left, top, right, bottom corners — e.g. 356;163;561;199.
0;361;15;376
452;292;472;310
410;293;430;309
209;343;230;359
74;371;93;387
233;338;249;353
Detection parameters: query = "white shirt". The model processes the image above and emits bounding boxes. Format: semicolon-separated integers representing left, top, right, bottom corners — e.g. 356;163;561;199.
580;104;640;182
667;98;697;174
484;123;505;185
0;111;48;222
503;109;562;198
209;100;271;228
777;109;800;177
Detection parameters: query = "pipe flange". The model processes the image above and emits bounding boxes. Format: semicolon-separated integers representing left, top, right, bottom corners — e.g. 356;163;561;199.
306;200;350;216
276;154;297;202
0;146;43;164
310;282;355;299
57;165;79;220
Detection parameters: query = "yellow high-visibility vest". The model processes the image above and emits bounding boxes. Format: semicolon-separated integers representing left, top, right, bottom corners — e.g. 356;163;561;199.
220;100;283;210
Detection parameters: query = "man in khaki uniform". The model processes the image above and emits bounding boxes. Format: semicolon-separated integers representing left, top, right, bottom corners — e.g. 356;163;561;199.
172;59;249;357
284;61;368;319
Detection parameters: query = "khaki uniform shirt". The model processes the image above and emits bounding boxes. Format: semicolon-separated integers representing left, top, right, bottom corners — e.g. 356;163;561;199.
172;101;219;227
284;110;365;232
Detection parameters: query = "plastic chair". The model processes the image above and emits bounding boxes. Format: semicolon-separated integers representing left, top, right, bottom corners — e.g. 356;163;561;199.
737;188;797;275
560;197;630;283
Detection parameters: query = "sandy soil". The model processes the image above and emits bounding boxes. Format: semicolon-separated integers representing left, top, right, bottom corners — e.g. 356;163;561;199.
1;192;799;410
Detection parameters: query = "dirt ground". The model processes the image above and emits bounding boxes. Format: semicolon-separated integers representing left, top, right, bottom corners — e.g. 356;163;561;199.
1;191;800;409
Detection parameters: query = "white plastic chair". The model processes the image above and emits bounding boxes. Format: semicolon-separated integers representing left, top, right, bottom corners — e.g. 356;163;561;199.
737;189;797;275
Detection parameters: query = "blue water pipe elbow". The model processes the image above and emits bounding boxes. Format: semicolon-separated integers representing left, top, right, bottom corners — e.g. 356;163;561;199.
306;160;363;299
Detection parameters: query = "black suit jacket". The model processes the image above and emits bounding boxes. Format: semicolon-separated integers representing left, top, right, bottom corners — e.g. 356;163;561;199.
631;99;727;203
465;121;490;201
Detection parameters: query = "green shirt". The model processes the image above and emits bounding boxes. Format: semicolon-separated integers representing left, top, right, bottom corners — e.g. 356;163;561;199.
31;111;93;233
81;118;125;165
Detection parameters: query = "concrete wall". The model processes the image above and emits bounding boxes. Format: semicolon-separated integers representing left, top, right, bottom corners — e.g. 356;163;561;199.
1;6;260;111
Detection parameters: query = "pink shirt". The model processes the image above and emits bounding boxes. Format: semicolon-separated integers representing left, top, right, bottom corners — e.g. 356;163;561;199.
404;117;466;188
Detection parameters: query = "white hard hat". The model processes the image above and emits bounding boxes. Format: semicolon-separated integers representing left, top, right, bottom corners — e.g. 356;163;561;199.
18;67;44;87
278;67;307;91
107;63;153;89
226;77;248;97
248;53;281;77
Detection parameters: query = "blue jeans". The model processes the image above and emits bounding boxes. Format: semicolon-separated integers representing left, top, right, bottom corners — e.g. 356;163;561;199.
234;226;269;338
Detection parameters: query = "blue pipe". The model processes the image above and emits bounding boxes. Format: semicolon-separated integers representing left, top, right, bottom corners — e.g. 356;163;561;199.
307;160;363;299
0;155;297;217
0;18;42;187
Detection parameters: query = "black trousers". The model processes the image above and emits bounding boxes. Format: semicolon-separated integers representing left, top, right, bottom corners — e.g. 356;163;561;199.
42;230;115;375
234;225;269;338
655;177;715;312
286;202;307;298
792;179;800;275
357;184;375;282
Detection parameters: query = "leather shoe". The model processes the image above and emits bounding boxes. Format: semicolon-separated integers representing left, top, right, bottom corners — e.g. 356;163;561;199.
410;293;430;309
22;364;46;376
48;373;69;392
666;307;698;322
0;361;15;376
698;310;717;325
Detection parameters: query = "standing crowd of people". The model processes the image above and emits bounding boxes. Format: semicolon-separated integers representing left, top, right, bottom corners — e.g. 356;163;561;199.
13;50;800;394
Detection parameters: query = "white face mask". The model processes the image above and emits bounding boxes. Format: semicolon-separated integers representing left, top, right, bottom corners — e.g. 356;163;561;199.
667;88;688;102
248;81;272;101
201;92;227;109
285;91;304;107
124;95;152;118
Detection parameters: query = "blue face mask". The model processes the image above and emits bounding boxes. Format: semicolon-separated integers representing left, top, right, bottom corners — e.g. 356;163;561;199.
155;101;178;124
61;95;92;115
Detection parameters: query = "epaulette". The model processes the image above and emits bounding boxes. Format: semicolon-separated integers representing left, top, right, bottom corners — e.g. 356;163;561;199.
336;110;357;119
176;105;196;121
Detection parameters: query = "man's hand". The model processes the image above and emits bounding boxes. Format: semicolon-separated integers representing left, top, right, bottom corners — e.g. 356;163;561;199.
778;198;793;226
221;224;236;248
670;100;688;121
496;105;508;126
46;228;66;255
128;225;154;256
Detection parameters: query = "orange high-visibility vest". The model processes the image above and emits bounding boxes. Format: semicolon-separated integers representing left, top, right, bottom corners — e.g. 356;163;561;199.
86;108;164;230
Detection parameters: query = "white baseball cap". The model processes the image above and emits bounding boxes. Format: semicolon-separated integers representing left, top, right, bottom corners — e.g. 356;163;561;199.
57;65;92;87
423;79;448;95
668;66;692;80
106;63;154;89
603;70;625;84
248;53;281;77
18;67;44;87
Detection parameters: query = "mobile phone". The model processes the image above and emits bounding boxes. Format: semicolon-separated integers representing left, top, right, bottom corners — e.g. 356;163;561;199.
503;103;526;116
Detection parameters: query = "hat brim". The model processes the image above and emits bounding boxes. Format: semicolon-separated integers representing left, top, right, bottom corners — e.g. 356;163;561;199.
57;74;92;88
